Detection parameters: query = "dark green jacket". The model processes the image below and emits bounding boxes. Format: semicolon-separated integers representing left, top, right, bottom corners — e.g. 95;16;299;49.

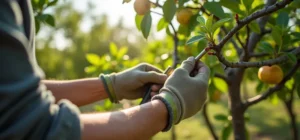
0;0;82;139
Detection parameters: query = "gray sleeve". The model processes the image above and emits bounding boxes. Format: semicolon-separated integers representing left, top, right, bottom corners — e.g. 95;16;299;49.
0;31;82;140
0;2;82;139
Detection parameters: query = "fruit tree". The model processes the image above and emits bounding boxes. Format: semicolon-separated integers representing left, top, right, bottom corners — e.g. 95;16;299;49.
126;0;300;139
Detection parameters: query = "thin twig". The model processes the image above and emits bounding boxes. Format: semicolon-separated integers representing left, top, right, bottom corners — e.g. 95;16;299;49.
202;104;219;140
150;10;163;16
235;32;245;49
244;59;300;108
244;25;250;59
149;1;162;8
170;23;179;68
249;52;270;58
213;47;300;68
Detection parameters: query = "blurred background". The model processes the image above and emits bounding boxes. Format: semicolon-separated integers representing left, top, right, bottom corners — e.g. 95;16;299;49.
35;0;300;139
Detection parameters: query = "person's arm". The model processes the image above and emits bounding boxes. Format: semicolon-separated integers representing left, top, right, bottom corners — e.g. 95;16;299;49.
44;63;167;106
81;100;168;140
43;78;108;106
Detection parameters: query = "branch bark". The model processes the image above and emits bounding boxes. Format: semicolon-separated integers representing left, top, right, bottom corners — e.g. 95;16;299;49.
214;47;300;68
202;104;218;140
170;23;179;68
244;60;300;108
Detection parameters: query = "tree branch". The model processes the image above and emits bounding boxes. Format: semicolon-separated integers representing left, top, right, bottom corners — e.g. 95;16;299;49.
149;0;162;8
235;32;244;49
249;52;270;58
244;59;300;108
170;23;179;68
214;73;230;84
213;47;300;68
202;104;219;140
216;0;293;49
243;25;250;59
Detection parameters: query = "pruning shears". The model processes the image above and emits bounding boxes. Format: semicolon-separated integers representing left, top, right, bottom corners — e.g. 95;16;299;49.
139;47;210;105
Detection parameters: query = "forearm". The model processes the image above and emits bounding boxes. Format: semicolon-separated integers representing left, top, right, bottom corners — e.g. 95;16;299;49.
80;100;168;140
43;78;108;106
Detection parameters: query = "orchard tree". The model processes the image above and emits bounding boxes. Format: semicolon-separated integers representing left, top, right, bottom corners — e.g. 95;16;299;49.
126;0;300;140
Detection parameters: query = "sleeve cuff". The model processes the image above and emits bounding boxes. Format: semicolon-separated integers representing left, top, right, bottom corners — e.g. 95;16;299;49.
151;91;179;132
99;74;119;103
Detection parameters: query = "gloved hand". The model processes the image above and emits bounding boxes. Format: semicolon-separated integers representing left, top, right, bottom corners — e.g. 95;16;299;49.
100;63;167;103
152;57;210;131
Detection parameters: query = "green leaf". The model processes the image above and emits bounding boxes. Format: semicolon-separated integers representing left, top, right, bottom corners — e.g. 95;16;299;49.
35;18;40;33
110;42;118;56
178;25;190;36
270;94;279;105
166;26;173;36
276;87;289;101
206;15;214;32
186;35;205;45
256;81;264;93
221;123;232;140
271;26;283;48
291;32;300;39
157;18;168;31
141;12;152;39
285;78;294;90
220;0;244;16
276;11;289;28
179;0;188;8
94;105;105;112
135;14;143;31
163;0;177;23
86;53;101;66
242;0;254;12
48;0;58;7
38;0;47;9
45;14;55;27
282;34;291;50
104;99;113;110
203;2;226;19
286;52;297;63
197;16;206;26
84;65;97;73
214;114;228;121
249;21;260;34
212;18;231;34
117;47;128;60
259;41;274;54
213;77;228;93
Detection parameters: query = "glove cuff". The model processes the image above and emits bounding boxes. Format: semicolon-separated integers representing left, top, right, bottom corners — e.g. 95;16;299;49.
99;74;119;103
151;91;181;132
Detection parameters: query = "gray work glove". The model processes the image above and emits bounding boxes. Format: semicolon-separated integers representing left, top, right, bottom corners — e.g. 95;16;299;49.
100;63;167;103
152;57;210;131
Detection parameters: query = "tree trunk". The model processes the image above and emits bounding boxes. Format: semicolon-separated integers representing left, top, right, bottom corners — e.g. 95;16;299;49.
227;68;246;140
284;91;298;140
